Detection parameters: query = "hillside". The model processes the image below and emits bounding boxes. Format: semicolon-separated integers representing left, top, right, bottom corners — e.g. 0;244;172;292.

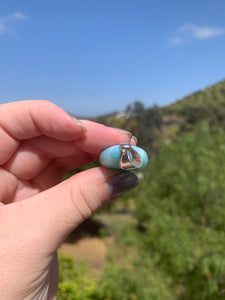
163;79;225;115
92;79;225;133
59;79;225;300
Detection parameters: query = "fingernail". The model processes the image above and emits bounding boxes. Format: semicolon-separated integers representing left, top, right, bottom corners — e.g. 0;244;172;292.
77;120;87;133
105;172;139;198
121;130;133;140
131;136;138;144
71;117;87;133
109;127;133;139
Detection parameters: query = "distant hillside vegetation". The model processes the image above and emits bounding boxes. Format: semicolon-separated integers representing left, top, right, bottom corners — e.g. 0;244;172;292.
163;79;225;116
92;79;225;145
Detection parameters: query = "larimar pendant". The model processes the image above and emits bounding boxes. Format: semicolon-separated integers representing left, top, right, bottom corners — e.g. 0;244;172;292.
100;144;148;170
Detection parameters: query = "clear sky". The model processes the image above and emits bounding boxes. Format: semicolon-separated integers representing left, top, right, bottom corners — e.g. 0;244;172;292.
0;0;225;116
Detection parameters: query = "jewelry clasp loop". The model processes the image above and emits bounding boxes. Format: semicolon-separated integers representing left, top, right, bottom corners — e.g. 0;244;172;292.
119;144;143;170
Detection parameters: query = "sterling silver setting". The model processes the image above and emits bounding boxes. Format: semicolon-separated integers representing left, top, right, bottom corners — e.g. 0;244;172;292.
119;144;143;170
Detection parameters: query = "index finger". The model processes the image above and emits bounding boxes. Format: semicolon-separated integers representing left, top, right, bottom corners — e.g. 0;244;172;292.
0;100;86;141
76;120;134;153
28;120;134;160
0;100;86;165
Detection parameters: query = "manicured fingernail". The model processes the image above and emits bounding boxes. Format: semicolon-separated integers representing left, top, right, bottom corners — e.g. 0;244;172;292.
120;129;132;136
109;127;132;139
71;117;87;133
131;136;138;144
105;172;139;198
77;120;87;133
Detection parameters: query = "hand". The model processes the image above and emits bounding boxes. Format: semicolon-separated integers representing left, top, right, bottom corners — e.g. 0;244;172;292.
0;100;138;299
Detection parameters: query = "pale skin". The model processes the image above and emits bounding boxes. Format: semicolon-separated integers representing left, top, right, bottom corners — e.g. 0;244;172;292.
0;100;137;299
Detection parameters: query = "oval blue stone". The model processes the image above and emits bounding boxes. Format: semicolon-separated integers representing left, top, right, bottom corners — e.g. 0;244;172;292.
100;145;148;170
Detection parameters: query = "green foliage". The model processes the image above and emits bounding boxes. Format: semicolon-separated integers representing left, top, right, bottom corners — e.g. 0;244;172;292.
130;122;225;299
58;252;174;300
138;210;225;299
179;104;225;130
101;264;174;300
58;254;105;300
163;79;225;121
135;104;162;148
95;101;162;150
135;122;225;229
59;98;225;299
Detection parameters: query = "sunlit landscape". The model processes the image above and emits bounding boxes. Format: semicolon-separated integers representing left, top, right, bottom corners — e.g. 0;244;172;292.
58;79;225;299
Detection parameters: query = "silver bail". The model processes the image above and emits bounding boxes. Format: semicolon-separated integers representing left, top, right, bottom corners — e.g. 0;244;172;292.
119;144;143;170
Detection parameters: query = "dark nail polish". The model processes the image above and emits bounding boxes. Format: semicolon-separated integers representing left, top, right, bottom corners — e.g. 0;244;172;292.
106;172;139;198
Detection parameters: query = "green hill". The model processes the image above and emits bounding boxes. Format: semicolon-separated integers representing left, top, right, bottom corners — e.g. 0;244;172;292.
163;79;225;115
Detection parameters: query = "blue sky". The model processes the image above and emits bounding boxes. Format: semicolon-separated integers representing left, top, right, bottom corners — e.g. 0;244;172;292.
0;0;225;116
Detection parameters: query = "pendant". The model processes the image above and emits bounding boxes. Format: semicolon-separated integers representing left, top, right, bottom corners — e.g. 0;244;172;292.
100;143;148;170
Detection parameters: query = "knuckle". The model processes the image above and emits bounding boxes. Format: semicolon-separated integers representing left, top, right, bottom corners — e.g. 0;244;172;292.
69;181;94;221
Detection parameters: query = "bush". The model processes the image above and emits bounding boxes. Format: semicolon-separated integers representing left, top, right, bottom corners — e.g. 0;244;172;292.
130;122;225;299
134;122;225;230
58;254;105;300
58;121;225;299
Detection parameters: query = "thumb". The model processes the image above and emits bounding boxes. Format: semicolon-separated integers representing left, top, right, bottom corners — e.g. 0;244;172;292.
2;167;138;255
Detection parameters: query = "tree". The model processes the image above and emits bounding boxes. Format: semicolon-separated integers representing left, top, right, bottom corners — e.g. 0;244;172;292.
131;121;225;299
125;101;162;148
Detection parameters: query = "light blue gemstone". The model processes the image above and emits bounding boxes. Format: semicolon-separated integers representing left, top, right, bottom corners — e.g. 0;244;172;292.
100;145;148;170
